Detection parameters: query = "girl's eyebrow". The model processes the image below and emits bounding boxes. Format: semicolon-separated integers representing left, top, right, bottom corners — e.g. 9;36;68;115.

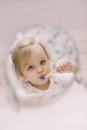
25;63;33;68
24;63;34;69
40;57;47;60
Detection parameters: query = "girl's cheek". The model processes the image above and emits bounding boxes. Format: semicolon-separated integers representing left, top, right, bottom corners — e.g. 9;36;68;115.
46;66;51;73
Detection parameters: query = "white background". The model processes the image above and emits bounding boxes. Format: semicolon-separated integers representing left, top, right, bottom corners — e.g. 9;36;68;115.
0;0;87;52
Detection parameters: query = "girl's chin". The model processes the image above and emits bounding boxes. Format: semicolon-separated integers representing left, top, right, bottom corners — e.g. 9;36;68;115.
34;79;49;86
40;79;50;85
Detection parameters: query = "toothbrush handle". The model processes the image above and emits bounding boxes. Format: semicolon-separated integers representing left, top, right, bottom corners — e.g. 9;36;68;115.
45;68;61;78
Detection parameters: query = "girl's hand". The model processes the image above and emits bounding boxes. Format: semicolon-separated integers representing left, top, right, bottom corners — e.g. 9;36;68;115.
55;58;78;74
28;93;44;103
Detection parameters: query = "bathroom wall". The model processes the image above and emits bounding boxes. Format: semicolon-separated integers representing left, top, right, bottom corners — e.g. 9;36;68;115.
0;0;87;52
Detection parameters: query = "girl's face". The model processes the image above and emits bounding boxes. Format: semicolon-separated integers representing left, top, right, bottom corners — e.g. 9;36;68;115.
21;44;51;88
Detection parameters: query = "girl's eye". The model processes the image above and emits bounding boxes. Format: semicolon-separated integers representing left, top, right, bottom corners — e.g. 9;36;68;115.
40;60;46;65
27;65;35;70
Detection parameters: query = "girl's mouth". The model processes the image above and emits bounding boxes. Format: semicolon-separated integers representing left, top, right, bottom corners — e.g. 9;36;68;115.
39;75;46;80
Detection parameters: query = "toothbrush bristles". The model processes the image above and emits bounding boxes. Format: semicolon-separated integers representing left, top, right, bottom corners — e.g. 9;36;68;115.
40;76;45;80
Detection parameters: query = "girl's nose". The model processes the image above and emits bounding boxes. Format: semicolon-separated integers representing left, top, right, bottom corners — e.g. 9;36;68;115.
37;66;44;73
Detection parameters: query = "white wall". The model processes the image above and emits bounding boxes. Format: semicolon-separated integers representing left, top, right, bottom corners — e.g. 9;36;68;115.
0;0;87;52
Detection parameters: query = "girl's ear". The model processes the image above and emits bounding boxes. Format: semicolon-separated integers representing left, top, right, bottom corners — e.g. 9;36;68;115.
19;67;26;78
19;71;26;78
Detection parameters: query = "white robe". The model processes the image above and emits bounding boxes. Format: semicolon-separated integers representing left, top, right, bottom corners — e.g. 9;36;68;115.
15;72;74;106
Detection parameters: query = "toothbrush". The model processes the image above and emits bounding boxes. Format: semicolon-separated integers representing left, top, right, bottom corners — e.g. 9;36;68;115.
40;68;61;80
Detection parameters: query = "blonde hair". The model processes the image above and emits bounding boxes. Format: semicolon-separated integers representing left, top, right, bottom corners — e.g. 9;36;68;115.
11;37;50;77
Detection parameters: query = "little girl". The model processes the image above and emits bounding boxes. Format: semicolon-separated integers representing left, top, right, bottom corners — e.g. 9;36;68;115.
11;37;77;106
